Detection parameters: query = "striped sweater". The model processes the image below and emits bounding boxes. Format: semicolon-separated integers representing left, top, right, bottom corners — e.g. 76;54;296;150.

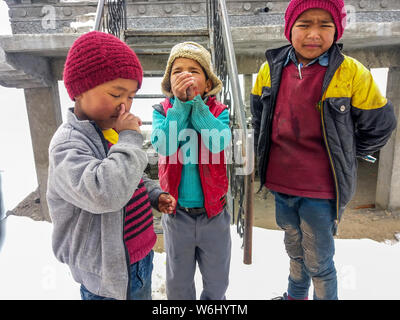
103;129;156;264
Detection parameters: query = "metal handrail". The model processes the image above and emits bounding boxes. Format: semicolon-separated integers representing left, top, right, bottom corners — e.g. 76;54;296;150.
208;0;254;264
93;0;126;38
94;0;106;31
215;1;247;137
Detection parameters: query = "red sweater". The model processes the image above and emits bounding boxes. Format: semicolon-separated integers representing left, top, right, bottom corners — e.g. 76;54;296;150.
266;62;335;199
123;178;156;264
105;132;156;264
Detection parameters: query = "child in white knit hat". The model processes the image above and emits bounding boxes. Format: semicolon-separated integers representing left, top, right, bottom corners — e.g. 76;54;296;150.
151;41;232;300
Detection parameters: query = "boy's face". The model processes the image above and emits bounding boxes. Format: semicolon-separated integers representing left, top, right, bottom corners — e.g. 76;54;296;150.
291;8;336;65
74;78;139;130
170;57;212;98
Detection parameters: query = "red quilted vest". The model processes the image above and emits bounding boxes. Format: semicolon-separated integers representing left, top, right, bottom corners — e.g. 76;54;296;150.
157;96;229;218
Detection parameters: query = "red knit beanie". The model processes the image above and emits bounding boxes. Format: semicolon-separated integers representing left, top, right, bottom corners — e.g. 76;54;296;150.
63;31;143;100
284;0;347;42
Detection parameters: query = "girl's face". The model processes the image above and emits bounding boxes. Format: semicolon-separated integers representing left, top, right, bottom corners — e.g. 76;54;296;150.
170;57;212;97
74;78;139;130
291;8;336;65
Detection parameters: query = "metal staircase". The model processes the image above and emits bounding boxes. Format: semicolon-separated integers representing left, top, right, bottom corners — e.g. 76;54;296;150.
93;0;254;263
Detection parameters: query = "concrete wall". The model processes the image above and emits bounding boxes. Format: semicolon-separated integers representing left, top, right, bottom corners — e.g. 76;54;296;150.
376;67;400;211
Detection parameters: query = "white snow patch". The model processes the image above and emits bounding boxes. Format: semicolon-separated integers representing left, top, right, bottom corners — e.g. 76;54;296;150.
1;216;399;300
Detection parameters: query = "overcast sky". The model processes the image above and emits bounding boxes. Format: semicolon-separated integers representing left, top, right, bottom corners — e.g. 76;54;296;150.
0;1;389;211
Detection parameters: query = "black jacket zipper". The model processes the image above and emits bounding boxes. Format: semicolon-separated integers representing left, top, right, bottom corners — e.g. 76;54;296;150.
318;44;345;235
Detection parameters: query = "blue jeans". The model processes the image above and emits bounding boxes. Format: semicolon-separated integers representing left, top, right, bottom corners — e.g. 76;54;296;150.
273;191;338;300
80;250;154;300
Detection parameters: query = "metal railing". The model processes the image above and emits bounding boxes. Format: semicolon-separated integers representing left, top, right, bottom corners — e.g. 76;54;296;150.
208;0;254;264
94;0;127;38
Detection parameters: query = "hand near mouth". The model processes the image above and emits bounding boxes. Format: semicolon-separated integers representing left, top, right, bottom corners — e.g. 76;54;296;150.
113;104;142;134
171;71;195;102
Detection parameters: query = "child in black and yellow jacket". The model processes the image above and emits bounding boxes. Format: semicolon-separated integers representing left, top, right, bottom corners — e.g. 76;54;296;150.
251;0;397;300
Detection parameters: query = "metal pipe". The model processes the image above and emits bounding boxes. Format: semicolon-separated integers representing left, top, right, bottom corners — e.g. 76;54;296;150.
217;0;247;137
217;0;254;264
93;0;106;31
243;165;254;265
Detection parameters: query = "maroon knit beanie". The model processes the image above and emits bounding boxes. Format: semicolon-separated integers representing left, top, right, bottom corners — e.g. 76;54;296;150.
284;0;347;42
63;31;143;100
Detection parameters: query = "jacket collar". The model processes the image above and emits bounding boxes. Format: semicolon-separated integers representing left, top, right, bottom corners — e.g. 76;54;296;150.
265;43;344;67
264;43;345;98
322;43;345;97
66;107;109;156
265;44;292;66
284;47;329;68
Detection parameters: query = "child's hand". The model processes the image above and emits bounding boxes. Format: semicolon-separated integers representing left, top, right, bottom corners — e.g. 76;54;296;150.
158;193;176;214
114;104;142;134
186;84;199;101
171;72;195;102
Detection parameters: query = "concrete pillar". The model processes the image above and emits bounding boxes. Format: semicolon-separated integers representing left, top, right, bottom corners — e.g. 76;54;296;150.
24;83;62;221
243;74;253;117
376;67;400;211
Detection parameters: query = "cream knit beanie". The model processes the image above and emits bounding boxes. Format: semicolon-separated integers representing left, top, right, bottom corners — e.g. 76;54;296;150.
161;42;223;98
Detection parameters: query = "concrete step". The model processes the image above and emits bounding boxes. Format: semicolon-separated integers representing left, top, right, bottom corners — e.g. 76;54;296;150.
124;28;209;54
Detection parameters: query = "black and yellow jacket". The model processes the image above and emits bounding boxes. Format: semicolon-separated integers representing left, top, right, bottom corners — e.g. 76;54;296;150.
251;43;397;228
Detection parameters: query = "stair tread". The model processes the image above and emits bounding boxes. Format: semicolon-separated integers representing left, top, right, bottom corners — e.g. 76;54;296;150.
124;28;208;36
124;28;210;54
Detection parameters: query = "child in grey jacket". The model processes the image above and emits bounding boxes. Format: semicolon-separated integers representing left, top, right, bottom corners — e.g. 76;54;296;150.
46;31;176;300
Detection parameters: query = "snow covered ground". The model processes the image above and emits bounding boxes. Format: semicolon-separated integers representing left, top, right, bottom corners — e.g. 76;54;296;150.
0;215;399;300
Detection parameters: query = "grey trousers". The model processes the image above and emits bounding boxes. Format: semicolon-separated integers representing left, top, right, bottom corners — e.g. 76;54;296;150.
161;207;232;300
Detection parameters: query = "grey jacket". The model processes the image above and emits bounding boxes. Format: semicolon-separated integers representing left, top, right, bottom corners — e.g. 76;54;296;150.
46;108;164;300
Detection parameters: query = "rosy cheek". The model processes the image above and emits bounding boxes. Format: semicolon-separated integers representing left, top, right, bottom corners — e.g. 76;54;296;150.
99;98;117;115
103;96;116;106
